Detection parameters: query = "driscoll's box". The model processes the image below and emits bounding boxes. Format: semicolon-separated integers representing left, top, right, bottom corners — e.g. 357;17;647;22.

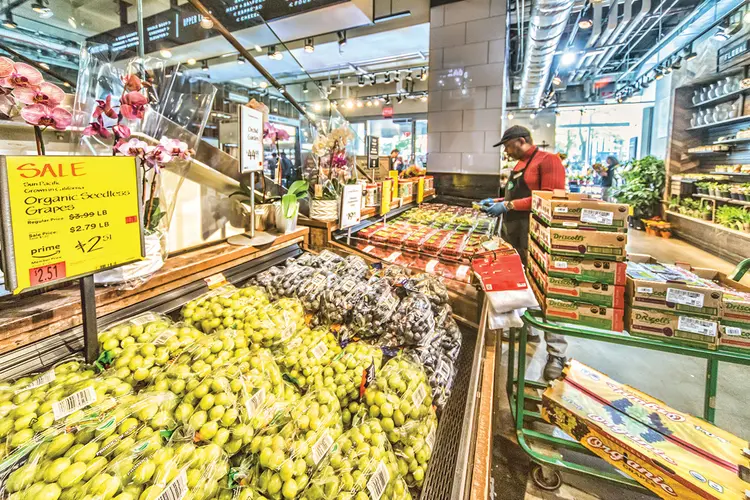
626;307;718;348
528;237;628;285
528;252;625;308
719;322;750;350
532;190;629;232
529;276;625;331
542;378;750;500
562;360;750;471
530;216;627;261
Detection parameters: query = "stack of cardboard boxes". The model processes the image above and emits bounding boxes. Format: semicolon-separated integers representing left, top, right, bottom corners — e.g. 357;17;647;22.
625;257;750;350
527;191;629;331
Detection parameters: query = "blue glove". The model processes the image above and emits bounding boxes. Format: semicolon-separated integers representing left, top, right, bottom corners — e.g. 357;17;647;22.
485;202;509;217
479;198;495;207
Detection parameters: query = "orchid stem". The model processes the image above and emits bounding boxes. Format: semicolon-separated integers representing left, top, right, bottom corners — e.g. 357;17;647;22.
144;171;159;230
33;126;45;155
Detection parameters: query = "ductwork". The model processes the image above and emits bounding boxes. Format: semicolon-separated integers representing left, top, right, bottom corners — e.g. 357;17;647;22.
518;0;575;108
593;0;651;75
572;0;618;82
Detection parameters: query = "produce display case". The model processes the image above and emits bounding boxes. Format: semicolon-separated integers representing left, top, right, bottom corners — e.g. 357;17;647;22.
0;237;494;500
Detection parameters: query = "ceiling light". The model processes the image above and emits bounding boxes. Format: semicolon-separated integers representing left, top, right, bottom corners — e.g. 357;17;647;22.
663;65;672;74
530;112;536;119
62;81;70;87
507;112;514;119
273;107;278;112
396;95;403;103
358;76;365;87
201;60;209;71
370;75;377;85
394;72;401;82
654;68;664;80
384;73;391;84
714;28;730;41
259;81;268;89
304;37;314;53
684;44;697;61
561;51;577;66
313;102;322;112
31;0;50;15
552;75;562;85
331;100;338;107
546;123;551;128
384;96;391;105
268;46;283;60
160;49;172;58
237;55;244;64
67;16;76;28
420;94;427;102
337;30;347;47
356;100;363;108
303;82;309;93
460;87;467;95
335;78;343;87
578;19;593;29
421;69;428;81
199;16;213;29
38;62;49;70
187;58;196;65
366;100;373;107
2;12;16;29
254;45;262;52
345;99;354;109
671;58;682;70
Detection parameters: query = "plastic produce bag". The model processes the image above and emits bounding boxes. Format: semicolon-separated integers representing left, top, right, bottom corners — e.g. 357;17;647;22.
251;267;285;300
436;314;461;363
181;286;270;334
244;388;343;498
362;356;433;446
312;342;383;428
313;250;346;272
406;273;449;308
334;255;370;280
388;293;436;346
245;298;306;349
375;265;411;287
392;407;437;491
272;327;342;391
319;277;368;325
403;348;455;411
97;313;173;357
296;270;338;314
348;279;400;340
302;419;412;500
267;265;316;300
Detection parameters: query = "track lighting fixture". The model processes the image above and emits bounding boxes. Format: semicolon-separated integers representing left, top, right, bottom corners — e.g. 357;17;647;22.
358;76;365;87
337;31;347;47
201;60;209;71
302;82;309;93
578;18;592;29
268;46;282;60
237;55;244;64
2;11;16;28
304;37;314;53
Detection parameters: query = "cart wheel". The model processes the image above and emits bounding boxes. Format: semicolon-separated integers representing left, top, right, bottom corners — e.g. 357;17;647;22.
531;464;563;491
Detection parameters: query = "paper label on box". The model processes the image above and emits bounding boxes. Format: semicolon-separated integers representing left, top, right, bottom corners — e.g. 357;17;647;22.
53;386;97;421
581;208;614;226
457;265;470;280
666;288;705;308
363;245;375;253
553;261;568;269
725;326;743;337
636;287;654;294
426;259;439;272
562;222;578;227
554;206;569;213
385;251;401;262
677;316;717;337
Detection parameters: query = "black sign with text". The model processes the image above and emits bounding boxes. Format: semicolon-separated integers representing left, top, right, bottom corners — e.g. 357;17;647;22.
718;37;750;72
366;136;379;169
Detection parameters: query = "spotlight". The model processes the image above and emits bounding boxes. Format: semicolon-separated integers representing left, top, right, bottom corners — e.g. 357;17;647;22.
370;75;377;85
384;73;391;84
313;103;322;112
273;107;278;112
420;94;427;102
199;16;213;29
337;31;347;47
578;19;592;29
396;95;403;104
160;49;172;58
366;100;373;107
714;28;729;41
507;112;514;119
2;12;16;29
304;37;314;53
335;78;344;87
358;76;365;87
461;87;467;95
201;60;209;71
421;69;428;81
31;0;49;14
187;58;196;65
67;16;76;28
345;99;354;109
236;55;245;65
561;51;577;66
254;45;262;52
530;112;536;119
268;46;282;60
394;72;401;82
356;100;363;108
552;75;562;85
303;82;309;93
671;58;682;70
331;100;338;107
663;64;672;74
641;79;650;89
384;96;391;105
62;81;70;87
684;44;697;61
38;62;49;70
259;81;268;89
406;71;413;81
546;123;551;128
654;68;664;80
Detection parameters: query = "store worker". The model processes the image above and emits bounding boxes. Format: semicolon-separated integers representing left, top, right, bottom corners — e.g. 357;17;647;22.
479;125;568;380
389;149;404;173
601;155;618;201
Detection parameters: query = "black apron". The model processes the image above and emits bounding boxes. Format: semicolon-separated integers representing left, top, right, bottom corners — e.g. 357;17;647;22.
501;147;538;265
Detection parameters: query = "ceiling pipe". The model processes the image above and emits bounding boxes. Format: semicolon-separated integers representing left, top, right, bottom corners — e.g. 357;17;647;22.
592;0;651;76
518;0;575;108
590;0;633;68
574;0;618;78
570;0;603;80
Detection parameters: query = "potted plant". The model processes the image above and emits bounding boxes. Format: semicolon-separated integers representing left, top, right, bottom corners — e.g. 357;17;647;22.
308;126;355;221
718;185;731;199
701;205;713;221
611;156;666;230
275;180;308;233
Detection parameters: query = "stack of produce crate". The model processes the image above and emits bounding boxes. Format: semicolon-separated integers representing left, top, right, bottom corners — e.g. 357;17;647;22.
527;191;629;331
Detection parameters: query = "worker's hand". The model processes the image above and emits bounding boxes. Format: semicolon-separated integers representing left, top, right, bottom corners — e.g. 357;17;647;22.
484;202;509;217
479;198;495;207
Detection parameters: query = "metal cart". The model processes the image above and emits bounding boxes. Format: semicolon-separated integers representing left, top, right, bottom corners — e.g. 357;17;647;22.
506;259;750;492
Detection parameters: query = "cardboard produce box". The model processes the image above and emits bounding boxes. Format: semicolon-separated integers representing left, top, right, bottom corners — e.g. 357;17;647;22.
626;307;718;348
562;360;750;470
718;289;750;329
719;322;750;350
532;190;629;231
528;237;628;285
542;376;750;500
528;252;625;308
529;276;625;331
530;216;628;261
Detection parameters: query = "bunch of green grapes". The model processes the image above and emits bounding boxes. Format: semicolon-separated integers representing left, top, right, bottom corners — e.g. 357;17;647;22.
181;286;270;334
392;408;437;490
97;314;173;358
301;419;411;500
362;357;433;446
311;342;383;428
245;389;342;499
244;299;306;349
273;327;341;391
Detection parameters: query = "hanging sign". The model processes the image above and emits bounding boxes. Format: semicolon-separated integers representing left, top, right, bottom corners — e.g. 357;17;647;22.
388;171;399;200
366;136;379;170
0;156;144;294
380;180;392;216
718;37;750;72
339;184;363;229
239;106;264;173
417;177;425;204
382;107;394;118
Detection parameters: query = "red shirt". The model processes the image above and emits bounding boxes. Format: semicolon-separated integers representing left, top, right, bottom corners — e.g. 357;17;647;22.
510;147;566;211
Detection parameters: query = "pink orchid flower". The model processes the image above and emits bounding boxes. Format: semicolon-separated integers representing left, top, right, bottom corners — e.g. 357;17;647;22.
116;138;148;157
0;57;14;79
20;104;72;130
2;62;43;89
159;136;191;160
14;82;65;107
113;123;131;140
145;145;172;170
263;123;290;144
123;74;143;92
93;95;118;120
83;116;112;139
120;91;148;120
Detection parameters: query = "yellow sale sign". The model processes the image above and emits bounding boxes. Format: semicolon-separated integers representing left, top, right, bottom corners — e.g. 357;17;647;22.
380;180;392;216
417;177;425;204
0;156;144;294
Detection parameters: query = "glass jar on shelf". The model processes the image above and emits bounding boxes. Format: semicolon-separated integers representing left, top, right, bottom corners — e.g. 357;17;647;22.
690;112;698;127
692;89;701;105
696;109;706;126
705;108;715;124
730;97;742;119
708;83;717;100
716;105;728;123
700;86;708;102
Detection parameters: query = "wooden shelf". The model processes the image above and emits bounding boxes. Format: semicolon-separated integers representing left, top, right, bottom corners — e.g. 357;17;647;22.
665;210;750;239
686;115;750;131
707;171;750;179
695;194;750;207
688;87;748;109
714;136;750;145
687;150;731;157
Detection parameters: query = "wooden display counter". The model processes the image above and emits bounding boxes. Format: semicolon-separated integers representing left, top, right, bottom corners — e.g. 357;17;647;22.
0;228;309;355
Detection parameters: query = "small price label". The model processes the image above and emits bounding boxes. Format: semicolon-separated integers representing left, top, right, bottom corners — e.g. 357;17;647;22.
553;206;569;213
580;208;614;226
384;251;401;263
363;245;375;253
29;262;66;287
724;326;743;337
425;259;439;272
552;261;568;269
637;287;654;294
678;316;717;337
204;273;228;290
456;265;471;280
666;288;705;308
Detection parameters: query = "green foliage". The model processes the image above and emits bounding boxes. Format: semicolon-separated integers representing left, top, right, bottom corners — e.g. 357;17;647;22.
281;180;309;219
610;156;666;219
146;198;166;233
715;205;750;230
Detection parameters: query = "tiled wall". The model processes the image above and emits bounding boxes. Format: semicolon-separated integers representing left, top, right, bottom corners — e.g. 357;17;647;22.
428;0;507;175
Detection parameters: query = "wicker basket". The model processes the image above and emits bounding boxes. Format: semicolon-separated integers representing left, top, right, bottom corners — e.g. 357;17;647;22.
310;199;339;221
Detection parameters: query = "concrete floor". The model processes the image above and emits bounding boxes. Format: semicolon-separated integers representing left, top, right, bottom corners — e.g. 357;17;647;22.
491;230;750;500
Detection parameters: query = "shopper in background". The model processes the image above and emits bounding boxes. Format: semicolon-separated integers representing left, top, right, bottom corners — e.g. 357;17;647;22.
601;155;619;201
267;152;278;181
389;148;404;173
280;151;293;188
479;125;569;381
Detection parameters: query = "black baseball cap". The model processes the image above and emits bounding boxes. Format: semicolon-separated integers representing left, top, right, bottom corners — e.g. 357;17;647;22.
493;125;532;147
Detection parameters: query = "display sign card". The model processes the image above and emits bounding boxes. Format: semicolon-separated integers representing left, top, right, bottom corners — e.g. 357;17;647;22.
472;251;527;292
0;156;144;294
417;177;425;204
366;136;379;170
340;184;362;229
239;106;264;173
380;180;392;216
388;171;399;201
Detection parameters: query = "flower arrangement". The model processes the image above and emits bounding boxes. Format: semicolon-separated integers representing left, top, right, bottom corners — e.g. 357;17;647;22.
80;72;193;234
310;125;355;199
0;56;72;153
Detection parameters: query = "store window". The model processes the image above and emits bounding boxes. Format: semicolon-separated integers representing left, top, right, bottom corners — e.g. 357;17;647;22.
414;120;428;167
351;122;366;156
369;119;413;161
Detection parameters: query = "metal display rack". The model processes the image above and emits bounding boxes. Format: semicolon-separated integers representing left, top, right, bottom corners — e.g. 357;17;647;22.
506;259;750;492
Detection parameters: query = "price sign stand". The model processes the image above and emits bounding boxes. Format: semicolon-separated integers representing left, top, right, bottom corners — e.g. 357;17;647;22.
0;155;145;363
